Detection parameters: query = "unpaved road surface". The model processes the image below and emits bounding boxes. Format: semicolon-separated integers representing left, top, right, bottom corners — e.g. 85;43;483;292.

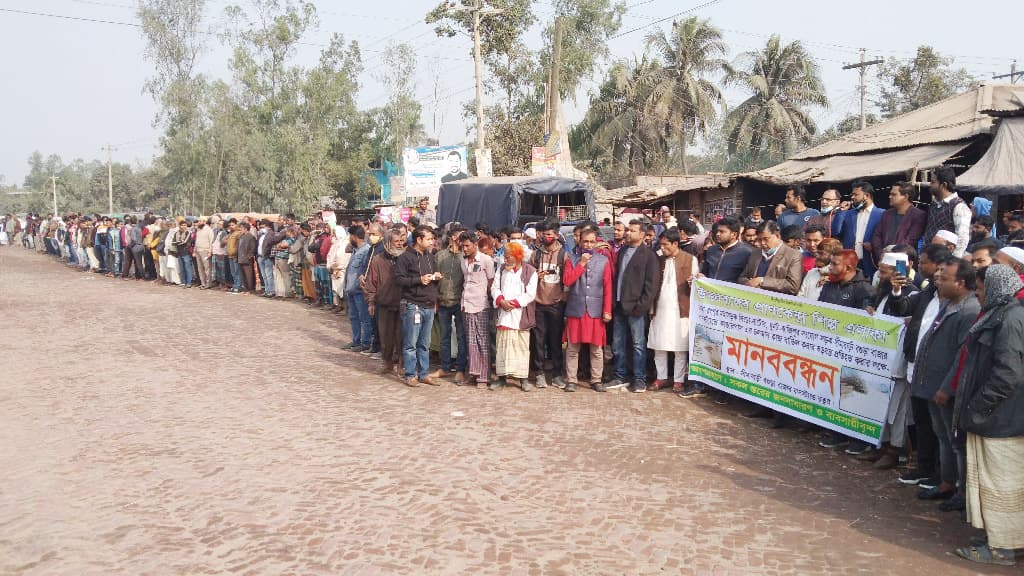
0;247;1008;575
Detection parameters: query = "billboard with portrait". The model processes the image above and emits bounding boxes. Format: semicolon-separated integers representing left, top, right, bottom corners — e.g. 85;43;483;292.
402;145;468;207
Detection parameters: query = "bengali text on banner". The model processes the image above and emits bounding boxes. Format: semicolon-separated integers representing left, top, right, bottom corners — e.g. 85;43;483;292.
687;278;905;445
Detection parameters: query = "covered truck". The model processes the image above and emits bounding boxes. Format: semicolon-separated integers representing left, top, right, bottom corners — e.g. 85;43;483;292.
437;176;595;230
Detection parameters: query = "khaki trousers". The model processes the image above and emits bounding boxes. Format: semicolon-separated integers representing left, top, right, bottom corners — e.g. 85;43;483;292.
565;342;603;384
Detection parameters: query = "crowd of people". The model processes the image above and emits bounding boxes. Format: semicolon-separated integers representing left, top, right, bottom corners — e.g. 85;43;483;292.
2;166;1022;566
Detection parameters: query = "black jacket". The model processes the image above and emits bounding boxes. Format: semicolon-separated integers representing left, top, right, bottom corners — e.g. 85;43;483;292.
394;248;439;308
700;241;752;283
613;244;661;317
818;270;874;310
910;294;980;400
953;300;1024;438
889;283;937;362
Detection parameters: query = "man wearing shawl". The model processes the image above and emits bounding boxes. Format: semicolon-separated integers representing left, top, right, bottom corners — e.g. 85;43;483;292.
952;264;1024;566
491;242;537;391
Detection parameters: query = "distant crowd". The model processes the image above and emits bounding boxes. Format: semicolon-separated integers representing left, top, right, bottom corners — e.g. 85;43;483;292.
2;166;1023;566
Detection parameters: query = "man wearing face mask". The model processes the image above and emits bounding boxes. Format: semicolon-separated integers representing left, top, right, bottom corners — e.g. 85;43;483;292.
835;180;884;278
529;219;570;389
809;189;842;237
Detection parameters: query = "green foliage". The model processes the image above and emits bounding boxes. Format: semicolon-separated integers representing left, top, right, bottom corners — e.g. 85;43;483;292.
542;0;626;100
876;45;975;119
642;17;729;174
486;107;545;176
724;35;828;167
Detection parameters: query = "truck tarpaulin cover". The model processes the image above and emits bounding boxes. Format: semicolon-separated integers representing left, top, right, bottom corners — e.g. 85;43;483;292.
437;176;593;230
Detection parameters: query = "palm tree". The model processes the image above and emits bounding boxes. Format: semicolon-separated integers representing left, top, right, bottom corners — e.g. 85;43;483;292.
724;35;828;167
574;57;669;180
643;17;729;174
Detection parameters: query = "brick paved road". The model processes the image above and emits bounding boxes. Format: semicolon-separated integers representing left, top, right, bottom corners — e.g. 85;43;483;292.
0;247;1012;575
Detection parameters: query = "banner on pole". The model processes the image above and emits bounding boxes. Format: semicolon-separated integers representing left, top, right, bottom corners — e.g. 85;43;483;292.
688;278;904;445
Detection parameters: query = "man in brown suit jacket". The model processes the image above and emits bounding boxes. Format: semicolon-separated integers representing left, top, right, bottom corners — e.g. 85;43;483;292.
738;220;804;295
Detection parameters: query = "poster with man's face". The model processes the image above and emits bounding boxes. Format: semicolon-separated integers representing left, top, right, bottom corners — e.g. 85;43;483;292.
402;145;468;206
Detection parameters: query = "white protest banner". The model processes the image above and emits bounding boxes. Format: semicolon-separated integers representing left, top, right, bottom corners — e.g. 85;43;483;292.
688;278;904;445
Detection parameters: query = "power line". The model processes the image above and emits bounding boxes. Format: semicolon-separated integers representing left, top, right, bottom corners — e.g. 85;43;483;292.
609;0;723;40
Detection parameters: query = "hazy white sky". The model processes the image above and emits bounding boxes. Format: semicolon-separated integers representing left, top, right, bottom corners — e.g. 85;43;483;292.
0;0;1019;186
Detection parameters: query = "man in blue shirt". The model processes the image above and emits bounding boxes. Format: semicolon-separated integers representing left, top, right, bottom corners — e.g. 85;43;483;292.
777;185;820;231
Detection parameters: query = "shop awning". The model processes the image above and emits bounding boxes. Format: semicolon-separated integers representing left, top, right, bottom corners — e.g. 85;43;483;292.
742;143;970;185
958;117;1024;195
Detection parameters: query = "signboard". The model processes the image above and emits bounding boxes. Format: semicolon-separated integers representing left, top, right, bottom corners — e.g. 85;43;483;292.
688;278;904;445
531;147;557;177
402;145;468;207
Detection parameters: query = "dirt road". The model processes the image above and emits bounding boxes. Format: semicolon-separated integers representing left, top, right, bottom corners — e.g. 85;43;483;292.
0;247;1007;575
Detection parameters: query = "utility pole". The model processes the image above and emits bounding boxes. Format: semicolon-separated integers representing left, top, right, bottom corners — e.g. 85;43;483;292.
452;0;502;177
50;175;59;216
993;60;1023;84
101;143;115;214
843;48;884;130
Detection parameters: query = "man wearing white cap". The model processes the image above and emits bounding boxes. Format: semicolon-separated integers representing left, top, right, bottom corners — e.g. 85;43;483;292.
996;246;1024;279
932;230;958;252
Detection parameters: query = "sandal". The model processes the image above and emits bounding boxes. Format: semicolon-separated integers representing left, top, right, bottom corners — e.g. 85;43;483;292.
955;544;1015;566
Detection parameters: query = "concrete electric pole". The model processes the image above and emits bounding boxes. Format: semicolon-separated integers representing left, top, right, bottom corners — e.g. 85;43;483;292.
993;60;1023;84
50;175;59;216
452;0;502;177
843;48;884;130
101;144;115;214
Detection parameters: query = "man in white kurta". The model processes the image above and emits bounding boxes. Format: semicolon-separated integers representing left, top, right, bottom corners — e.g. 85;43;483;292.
491;243;538;391
648;228;698;393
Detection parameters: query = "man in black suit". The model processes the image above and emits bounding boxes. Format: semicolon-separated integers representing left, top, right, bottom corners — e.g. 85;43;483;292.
607;219;661;393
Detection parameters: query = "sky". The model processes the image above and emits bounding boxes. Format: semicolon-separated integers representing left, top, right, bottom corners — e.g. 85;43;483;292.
0;0;1020;188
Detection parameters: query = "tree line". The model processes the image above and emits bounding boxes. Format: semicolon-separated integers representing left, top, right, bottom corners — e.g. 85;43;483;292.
2;1;975;215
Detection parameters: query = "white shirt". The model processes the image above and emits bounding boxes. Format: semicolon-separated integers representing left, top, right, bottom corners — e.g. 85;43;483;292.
854;206;871;259
491;266;537;330
907;295;942;382
946;193;972;257
798;267;827;301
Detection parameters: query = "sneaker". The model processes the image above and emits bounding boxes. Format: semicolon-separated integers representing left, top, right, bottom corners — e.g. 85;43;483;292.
551;376;567;389
917;478;940;490
364;352;382;360
342;342;357;350
534;374;548;389
712;389;729;405
918;486;955;501
487;381;502;391
629;383;647;393
592;381;607;393
350;345;368;353
818;432;850;449
605;378;627;390
898;469;931;485
844;440;872;456
520;379;532;392
564;382;577;392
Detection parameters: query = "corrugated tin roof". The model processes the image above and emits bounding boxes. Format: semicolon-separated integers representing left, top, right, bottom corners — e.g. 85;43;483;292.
959;117;1024;195
744;143;969;185
788;85;1024;160
600;173;732;205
